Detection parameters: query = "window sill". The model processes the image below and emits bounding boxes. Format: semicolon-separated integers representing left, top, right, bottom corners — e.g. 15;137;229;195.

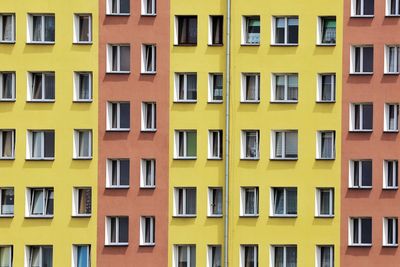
140;186;156;189
316;100;336;104
0;99;16;102
384;72;399;75
269;215;297;218
208;215;223;218
106;71;131;75
383;244;398;248
174;100;197;104
208;43;224;47
240;215;259;218
141;129;157;133
139;243;155;247
27;100;55;103
106;13;130;16
270;158;298;161
208;100;223;104
385;14;400;17
350;15;374;18
0;157;15;160
141;14;157;17
106;186;130;189
348;186;372;190
349;72;373;75
174;44;197;47
25;215;54;219
384;130;399;133
208;157;223;160
270;100;298;104
240;100;260;104
0;215;14;218
348;244;372;247
241;43;260;46
73;157;93;160
316;43;336;47
26;42;55;45
141;71;157;75
270;43;298;47
104;243;129;247
0;41;15;44
173;157;197;160
26;158;55;161
73;42;93;45
316;157;335;160
106;129;130;132
382;187;398;190
240;157;260;161
349;130;373;133
173;215;196;218
72;214;91;218
315;215;334;218
73;100;93;103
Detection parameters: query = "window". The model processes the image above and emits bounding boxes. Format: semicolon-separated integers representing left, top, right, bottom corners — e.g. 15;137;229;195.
140;159;155;188
0;188;14;216
352;0;374;16
74;14;91;43
271;130;298;159
176;16;197;45
316;246;334;267
0;130;14;159
141;44;156;74
243;16;260;45
106;159;129;188
208;130;223;159
106;44;130;73
318;17;336;45
241;187;259;216
26;246;53;267
316;131;335;159
28;14;55;43
209;73;223;102
208;245;221;267
349;217;372;246
0;246;13;267
241;245;258;267
72;245;90;267
0;72;15;101
74;72;92;102
106;0;130;15
174;188;196;217
350;103;373;131
241;73;260;102
271;187;297;217
317;74;336;102
106;216;129;245
351;46;373;74
74;130;92;159
28;72;55;102
73;188;91;216
141;102;156;131
271;246;297;267
27;188;54;217
175;73;197;102
208;188;222;217
384;103;399;131
174;245;196;267
241;130;259;159
142;0;156;15
107;102;130;131
316;188;334;217
140;216;155;246
0;14;15;42
273;16;298;45
383;218;398;246
175;130;197;159
349;160;372;188
271;74;298;102
387;0;400;15
384;160;398;189
385;46;400;74
27;130;55;160
209;16;223;45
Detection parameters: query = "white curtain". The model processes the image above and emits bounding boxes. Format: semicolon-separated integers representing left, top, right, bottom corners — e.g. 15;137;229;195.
32;190;44;215
274;189;284;214
321;132;333;158
32;132;42;158
32;16;42;41
287;75;298;101
30;247;40;267
245;190;255;214
274;247;284;267
285;132;298;158
286;247;297;267
2;131;12;157
275;76;285;100
275;132;283;158
246;76;256;100
0;247;11;266
186;75;197;100
286;189;297;215
3;16;12;41
32;74;42;100
79;131;90;157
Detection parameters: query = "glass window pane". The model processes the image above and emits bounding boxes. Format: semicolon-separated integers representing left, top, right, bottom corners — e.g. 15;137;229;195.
286;188;297;215
120;46;130;72
361;218;372;244
186;132;197;157
118;217;129;243
120;103;130;129
32;16;42;42
120;0;130;14
44;131;55;158
44;16;55;42
186;74;197;100
44;74;55;100
363;47;373;72
77;246;89;267
362;161;372;187
120;160;130;186
287;18;298;44
79;16;90;42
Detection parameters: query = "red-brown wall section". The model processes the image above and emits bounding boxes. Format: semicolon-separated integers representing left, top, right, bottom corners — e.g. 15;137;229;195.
342;1;400;266
97;0;169;266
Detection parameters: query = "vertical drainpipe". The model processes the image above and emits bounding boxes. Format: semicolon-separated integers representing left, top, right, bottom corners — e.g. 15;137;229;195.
224;0;231;265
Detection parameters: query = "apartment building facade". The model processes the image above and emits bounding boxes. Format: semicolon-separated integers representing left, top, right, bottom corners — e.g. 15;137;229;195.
0;0;98;266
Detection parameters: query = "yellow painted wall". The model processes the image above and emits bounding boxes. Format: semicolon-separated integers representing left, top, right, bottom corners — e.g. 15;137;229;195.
0;0;98;266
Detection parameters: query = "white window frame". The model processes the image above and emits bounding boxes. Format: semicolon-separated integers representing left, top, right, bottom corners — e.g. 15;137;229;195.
0;245;13;267
270;187;298;217
141;0;156;16
387;0;400;16
317;74;336;102
174;187;197;217
383;217;398;246
174;73;197;102
240;245;258;267
25;246;53;267
270;130;298;160
0;129;15;159
383;160;398;189
73;72;92;102
73;129;92;159
351;0;375;17
140;159;156;188
317;16;336;45
174;130;197;159
348;160;373;188
73;14;92;44
106;102;130;131
270;245;297;267
27;72;55;102
316;245;334;267
385;45;400;74
72;245;91;267
315;188;334;217
316;131;335;160
174;245;196;267
271;73;298;103
105;216;129;246
106;0;130;15
0;187;14;217
72;187;92;217
207;245;222;267
240;187;259;217
106;44;130;73
384;103;399;132
241;73;260;103
208;16;223;45
0;14;15;43
208;130;222;159
26;187;54;218
241;130;259;160
141;44;156;74
208;187;223;217
350;46;374;74
208;73;223;103
241;16;260;45
349;103;373;131
106;159;130;188
27;14;55;44
140;216;155;246
271;16;299;45
26;130;55;160
0;72;16;101
348;217;372;246
141;102;156;131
